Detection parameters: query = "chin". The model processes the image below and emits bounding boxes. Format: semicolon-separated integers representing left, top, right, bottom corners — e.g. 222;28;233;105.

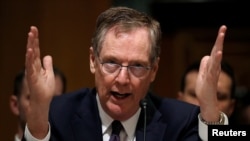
108;102;123;113
107;103;128;119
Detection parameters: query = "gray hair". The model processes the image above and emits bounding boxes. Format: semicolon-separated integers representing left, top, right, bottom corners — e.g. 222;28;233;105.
91;6;162;63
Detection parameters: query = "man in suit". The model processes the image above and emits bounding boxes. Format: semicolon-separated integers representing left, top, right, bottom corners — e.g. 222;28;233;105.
23;6;227;141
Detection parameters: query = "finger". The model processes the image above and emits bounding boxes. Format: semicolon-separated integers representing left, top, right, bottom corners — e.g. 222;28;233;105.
43;55;54;76
30;26;41;60
25;27;36;76
25;26;42;80
210;25;227;59
208;25;226;71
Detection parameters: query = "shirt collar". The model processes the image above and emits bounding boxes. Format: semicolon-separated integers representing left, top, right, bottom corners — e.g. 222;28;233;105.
14;134;21;141
96;94;141;140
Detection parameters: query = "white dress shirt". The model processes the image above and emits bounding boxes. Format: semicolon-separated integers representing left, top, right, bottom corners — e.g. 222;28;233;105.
97;95;140;141
14;134;21;141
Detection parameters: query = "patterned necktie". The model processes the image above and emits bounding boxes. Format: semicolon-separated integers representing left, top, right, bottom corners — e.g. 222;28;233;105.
109;120;123;141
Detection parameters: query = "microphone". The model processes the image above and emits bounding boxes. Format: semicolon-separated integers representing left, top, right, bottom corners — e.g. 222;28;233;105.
140;99;147;141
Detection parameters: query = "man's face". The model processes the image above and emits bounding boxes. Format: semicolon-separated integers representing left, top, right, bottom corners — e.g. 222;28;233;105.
178;70;235;117
178;71;199;106
90;27;159;121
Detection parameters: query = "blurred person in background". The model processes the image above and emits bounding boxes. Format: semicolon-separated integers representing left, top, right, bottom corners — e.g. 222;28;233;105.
9;67;67;141
230;88;250;125
177;60;236;119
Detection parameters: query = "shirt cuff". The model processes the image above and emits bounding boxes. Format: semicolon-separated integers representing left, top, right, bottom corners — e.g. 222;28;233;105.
198;112;228;141
24;123;51;141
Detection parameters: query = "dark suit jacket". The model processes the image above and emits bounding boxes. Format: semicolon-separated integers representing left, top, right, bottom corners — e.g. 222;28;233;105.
25;88;202;141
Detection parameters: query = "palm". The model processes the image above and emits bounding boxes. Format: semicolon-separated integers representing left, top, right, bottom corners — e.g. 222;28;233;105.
25;26;54;107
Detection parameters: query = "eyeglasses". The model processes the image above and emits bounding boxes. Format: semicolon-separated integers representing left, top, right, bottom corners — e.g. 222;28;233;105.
98;59;151;78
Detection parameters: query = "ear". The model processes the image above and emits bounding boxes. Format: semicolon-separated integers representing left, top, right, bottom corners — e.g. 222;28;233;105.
9;95;19;116
150;57;160;82
177;91;184;100
89;47;96;74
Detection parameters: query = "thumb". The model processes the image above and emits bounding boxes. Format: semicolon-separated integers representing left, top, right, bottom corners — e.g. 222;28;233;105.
43;55;54;76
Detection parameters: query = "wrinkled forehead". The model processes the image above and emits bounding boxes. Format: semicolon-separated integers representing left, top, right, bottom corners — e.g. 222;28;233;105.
100;26;151;59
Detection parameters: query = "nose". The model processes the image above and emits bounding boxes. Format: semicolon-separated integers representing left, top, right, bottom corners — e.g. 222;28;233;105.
115;67;130;84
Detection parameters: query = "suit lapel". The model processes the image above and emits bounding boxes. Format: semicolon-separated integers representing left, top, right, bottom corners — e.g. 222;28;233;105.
136;94;167;141
70;89;103;141
136;120;167;141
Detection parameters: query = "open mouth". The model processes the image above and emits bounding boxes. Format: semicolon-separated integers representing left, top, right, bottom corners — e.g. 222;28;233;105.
111;91;131;99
